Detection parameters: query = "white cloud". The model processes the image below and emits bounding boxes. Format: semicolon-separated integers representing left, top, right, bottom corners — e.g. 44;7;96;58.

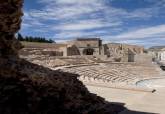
112;24;165;40
31;0;158;21
25;0;163;27
36;0;104;20
39;0;102;5
54;30;102;39
22;0;165;47
54;0;101;5
53;19;122;31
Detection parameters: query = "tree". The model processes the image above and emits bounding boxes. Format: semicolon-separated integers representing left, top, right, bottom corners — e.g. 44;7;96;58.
17;34;55;43
17;33;24;41
48;39;55;43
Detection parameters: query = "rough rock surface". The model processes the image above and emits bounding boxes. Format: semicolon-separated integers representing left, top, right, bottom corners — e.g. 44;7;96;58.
0;58;125;114
0;0;125;114
0;0;23;58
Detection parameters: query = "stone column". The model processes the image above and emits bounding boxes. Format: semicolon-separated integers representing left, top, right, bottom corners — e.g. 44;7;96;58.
0;0;23;59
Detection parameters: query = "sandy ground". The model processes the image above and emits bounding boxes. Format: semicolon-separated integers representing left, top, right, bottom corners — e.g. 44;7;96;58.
86;79;165;114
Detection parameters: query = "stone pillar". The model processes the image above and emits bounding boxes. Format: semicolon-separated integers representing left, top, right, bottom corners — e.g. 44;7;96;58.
0;0;23;59
63;47;68;56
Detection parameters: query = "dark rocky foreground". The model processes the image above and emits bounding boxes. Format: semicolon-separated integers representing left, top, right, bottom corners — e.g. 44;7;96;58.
0;58;125;114
0;0;125;114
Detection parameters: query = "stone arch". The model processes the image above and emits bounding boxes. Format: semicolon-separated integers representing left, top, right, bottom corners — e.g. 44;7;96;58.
67;45;80;56
83;48;94;55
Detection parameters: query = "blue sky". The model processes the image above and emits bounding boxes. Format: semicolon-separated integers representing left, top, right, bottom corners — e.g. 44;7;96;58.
20;0;165;47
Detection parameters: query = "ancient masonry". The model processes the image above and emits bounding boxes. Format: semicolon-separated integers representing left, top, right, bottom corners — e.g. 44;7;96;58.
0;0;125;114
148;46;165;62
66;38;102;56
21;38;147;62
60;38;145;59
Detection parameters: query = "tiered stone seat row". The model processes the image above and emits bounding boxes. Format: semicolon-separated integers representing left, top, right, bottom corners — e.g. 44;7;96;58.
60;63;161;85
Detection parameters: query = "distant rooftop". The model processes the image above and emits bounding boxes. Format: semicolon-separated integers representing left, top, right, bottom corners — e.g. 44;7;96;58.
149;46;165;49
106;42;144;47
76;38;101;41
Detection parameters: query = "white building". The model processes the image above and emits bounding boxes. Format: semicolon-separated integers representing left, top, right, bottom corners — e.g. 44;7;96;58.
157;49;165;61
148;46;165;63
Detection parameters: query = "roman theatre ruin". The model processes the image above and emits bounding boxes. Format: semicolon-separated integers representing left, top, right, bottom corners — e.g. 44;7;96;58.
1;0;165;113
20;38;165;113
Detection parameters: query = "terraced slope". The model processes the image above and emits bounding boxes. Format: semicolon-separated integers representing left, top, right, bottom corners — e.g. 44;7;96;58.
60;63;162;85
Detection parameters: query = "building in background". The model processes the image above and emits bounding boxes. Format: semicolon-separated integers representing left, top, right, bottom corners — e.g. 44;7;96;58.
20;38;146;62
67;38;102;56
148;46;165;64
103;43;144;62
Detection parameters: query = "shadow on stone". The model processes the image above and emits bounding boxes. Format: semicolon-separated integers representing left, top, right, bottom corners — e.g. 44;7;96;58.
0;58;159;114
0;58;125;114
120;110;158;114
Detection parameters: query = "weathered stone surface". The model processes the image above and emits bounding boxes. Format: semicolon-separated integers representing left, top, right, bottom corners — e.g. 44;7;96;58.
0;0;125;114
0;33;22;58
0;0;23;33
0;0;23;58
104;43;144;62
0;58;125;114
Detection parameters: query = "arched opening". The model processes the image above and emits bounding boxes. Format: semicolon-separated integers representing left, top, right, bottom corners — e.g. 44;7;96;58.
67;45;80;56
83;48;94;55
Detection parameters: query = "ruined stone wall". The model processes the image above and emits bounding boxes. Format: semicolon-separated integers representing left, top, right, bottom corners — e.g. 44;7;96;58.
66;45;80;56
20;42;66;57
104;43;144;62
21;41;67;49
74;40;100;47
103;43;125;59
134;54;152;64
104;43;144;55
122;44;144;54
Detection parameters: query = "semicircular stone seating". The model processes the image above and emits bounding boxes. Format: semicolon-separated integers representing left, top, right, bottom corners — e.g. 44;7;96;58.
59;63;161;86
